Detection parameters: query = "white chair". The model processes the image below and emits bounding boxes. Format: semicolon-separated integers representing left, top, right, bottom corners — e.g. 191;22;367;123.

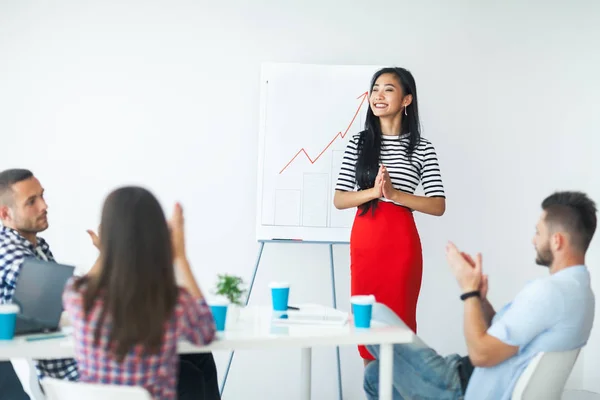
10;358;47;400
371;302;582;400
562;389;600;399
512;348;581;400
40;377;153;400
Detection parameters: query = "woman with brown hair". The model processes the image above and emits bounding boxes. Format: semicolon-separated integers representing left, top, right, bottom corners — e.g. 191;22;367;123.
63;186;219;399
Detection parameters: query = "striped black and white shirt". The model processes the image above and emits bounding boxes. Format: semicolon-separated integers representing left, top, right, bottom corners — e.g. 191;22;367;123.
335;133;445;201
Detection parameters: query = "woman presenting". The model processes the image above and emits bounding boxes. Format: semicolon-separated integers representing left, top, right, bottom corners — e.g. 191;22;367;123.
334;67;446;363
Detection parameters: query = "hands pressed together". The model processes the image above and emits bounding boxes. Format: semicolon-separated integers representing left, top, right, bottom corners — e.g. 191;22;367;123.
373;164;397;201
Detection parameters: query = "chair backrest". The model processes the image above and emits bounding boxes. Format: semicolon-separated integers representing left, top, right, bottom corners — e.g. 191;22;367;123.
511;348;581;400
41;377;153;400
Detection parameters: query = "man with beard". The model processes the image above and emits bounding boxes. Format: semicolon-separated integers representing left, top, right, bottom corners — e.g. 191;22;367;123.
0;168;222;400
363;191;596;400
0;169;78;399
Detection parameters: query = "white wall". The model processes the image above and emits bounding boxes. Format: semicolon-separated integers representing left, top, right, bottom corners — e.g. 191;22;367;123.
1;1;599;398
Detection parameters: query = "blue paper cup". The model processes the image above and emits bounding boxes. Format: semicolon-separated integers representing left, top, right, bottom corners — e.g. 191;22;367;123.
209;302;228;332
269;282;290;311
351;295;375;328
0;304;19;340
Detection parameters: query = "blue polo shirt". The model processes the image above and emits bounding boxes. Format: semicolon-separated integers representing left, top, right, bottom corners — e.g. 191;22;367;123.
466;265;595;400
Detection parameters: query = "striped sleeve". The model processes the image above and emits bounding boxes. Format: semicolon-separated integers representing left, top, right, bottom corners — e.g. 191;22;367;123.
178;289;217;346
335;135;359;191
420;140;445;198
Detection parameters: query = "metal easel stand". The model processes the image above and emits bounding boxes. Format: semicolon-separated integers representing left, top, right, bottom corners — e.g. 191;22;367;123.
219;239;349;400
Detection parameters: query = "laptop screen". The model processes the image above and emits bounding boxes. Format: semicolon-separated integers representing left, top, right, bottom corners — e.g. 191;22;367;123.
12;258;75;332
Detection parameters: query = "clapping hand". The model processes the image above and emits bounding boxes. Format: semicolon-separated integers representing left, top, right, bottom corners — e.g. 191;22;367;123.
446;242;483;294
168;202;186;262
86;228;100;250
461;251;488;299
86;226;102;276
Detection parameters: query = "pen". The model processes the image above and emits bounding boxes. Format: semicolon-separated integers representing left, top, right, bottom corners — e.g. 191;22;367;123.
25;333;67;342
287;306;300;310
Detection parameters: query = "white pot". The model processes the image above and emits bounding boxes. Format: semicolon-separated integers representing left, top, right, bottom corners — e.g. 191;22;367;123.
225;304;241;328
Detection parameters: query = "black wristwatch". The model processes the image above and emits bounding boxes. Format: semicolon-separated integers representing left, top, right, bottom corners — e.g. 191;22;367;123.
460;290;481;301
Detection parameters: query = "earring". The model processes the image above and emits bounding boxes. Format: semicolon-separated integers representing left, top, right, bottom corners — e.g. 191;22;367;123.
404;105;407;116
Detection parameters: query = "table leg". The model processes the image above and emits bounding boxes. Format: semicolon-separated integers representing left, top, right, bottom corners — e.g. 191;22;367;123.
301;347;312;400
379;343;393;400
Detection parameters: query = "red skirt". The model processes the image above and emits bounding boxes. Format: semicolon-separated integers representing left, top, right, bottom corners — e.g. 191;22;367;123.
350;200;423;360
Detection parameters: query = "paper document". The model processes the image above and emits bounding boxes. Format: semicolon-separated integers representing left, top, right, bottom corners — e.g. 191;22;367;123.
271;305;349;326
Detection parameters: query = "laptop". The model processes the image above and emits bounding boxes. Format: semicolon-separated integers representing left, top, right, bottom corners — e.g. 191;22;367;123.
12;258;75;335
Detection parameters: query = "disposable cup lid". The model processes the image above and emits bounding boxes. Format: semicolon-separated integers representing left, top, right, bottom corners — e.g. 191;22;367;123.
350;295;375;305
208;297;229;306
0;304;20;314
269;282;290;289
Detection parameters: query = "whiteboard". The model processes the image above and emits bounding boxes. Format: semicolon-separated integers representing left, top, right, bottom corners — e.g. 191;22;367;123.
255;63;384;243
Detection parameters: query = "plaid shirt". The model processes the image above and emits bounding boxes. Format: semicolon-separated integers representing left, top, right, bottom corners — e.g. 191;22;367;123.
63;278;217;400
0;226;80;381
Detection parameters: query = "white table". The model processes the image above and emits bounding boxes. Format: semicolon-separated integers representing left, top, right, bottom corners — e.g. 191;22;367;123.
0;304;414;400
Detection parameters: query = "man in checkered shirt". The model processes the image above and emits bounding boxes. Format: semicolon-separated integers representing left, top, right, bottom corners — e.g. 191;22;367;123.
0;169;79;391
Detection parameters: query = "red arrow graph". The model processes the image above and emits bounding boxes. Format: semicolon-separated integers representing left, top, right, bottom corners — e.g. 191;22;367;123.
278;91;369;174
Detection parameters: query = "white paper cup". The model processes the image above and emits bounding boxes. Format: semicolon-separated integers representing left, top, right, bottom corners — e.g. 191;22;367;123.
350;295;376;305
207;297;230;307
268;282;290;289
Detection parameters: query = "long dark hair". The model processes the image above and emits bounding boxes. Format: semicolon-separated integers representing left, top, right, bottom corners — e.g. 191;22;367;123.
74;186;178;362
355;67;421;215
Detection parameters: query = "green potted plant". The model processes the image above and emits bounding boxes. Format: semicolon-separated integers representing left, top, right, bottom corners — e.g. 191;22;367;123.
214;274;247;305
213;274;247;323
